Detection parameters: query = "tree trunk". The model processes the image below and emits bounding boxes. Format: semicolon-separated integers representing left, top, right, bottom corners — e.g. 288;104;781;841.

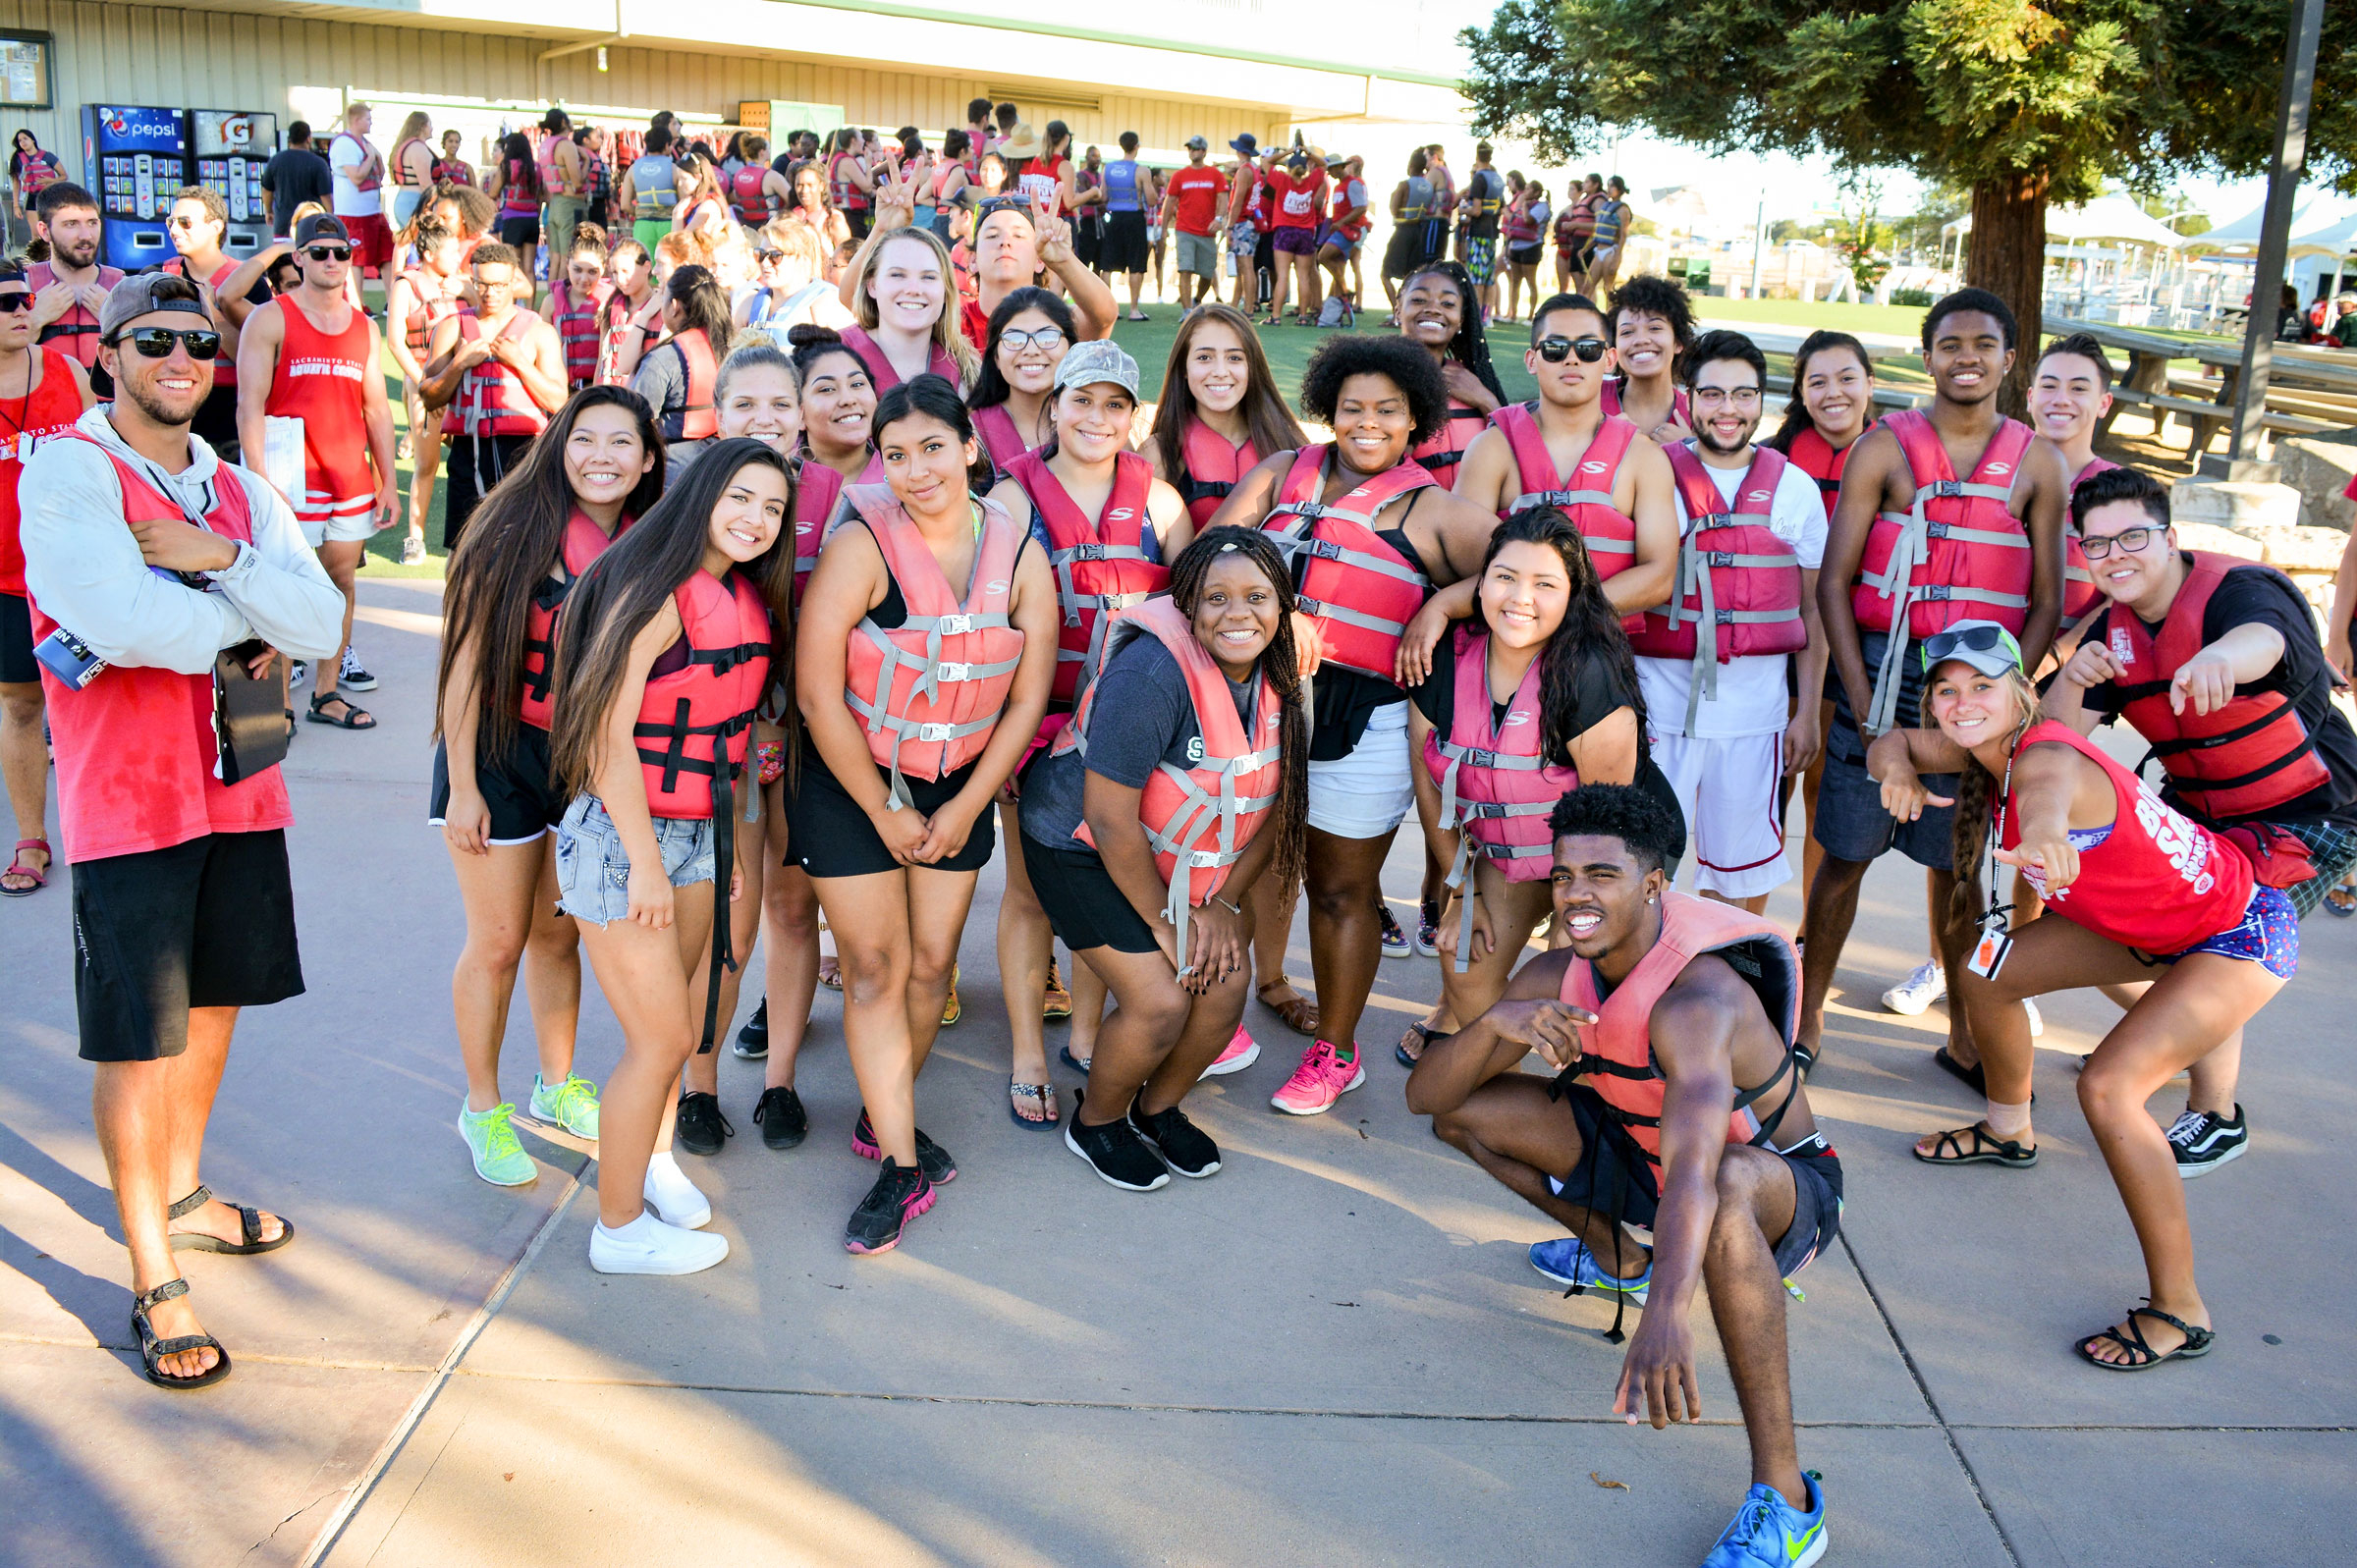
1965;171;2050;417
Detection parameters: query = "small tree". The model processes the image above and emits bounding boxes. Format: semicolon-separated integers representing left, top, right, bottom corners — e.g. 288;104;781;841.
1462;0;2356;402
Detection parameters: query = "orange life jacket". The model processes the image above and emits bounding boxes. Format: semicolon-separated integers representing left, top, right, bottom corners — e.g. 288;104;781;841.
519;509;630;730
1175;418;1256;527
442;311;551;439
658;327;719;442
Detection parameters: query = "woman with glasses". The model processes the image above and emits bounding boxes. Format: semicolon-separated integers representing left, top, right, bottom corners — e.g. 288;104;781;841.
1875;621;2294;1371
966;287;1072;481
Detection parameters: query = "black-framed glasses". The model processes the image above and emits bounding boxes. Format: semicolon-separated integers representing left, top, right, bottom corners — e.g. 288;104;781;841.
999;325;1066;352
1535;335;1608;364
0;292;33;313
116;326;222;360
303;244;352;263
2078;525;2161;561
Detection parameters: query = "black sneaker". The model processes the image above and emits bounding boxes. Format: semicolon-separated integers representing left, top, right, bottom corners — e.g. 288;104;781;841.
1066;1093;1172;1191
1127;1100;1222;1178
852;1108;958;1184
675;1091;733;1156
753;1085;807;1150
1377;902;1410;958
338;646;378;692
845;1157;934;1255
2166;1104;2248;1178
735;996;769;1059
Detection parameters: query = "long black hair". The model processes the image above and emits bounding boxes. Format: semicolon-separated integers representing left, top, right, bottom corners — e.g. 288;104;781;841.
548;439;798;795
1765;330;1872;454
969;286;1075;411
1167;526;1309;898
664;264;737;356
1402;260;1504;403
499;132;542;202
436;385;667;757
874;373;994;495
1481;507;1645;767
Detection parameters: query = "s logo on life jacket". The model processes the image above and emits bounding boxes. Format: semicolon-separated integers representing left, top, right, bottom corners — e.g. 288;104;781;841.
1744;490;1772;505
1106;507;1136;521
987;580;1010;595
1186;736;1204;762
1579;460;1609;475
1983;462;2013;477
2109;626;2135;668
1500;710;1532;727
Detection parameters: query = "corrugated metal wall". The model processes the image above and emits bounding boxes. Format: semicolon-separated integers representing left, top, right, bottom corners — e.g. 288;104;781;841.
0;0;1290;184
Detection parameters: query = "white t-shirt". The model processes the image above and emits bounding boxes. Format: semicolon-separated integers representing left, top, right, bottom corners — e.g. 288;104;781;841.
1635;451;1827;738
329;134;382;217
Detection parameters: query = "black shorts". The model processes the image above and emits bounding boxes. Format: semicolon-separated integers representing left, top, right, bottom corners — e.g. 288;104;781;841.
1073;215;1102;269
1508;242;1544;267
429;725;568;844
1547;1084;1843;1278
1382;225;1422;281
71;830;304;1062
0;591;33;684
784;751;997;878
1100;210;1150;274
442;434;533;551
1254;227;1276;278
1020;834;1160;953
496;213;541;249
192;384;242;460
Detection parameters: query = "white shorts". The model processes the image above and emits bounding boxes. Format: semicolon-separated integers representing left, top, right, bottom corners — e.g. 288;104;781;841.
298;499;379;548
1306;698;1415;839
1648;728;1790;899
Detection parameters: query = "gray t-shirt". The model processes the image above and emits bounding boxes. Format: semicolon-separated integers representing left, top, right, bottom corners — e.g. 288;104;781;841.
1020;632;1257;848
630;344;706;479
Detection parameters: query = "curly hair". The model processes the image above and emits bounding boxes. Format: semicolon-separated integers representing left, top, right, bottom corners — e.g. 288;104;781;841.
1922;286;2017;351
1606;273;1695;349
1166;525;1308;898
1546;782;1681;875
1298;333;1450;448
1483;507;1647;767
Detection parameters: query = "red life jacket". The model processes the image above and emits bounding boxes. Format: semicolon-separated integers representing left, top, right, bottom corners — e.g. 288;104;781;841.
596;291;640;388
1782;424;1852;508
2061;456;2121;624
1175;418;1256;526
1261;445;1434;681
1422;623;1578;971
1558;891;1803;1168
1410;397;1490;475
1628;442;1806;732
789;459;847;609
1851;408;2036;732
519;509;631;730
1491;401;1641;586
972;402;1040;481
2099;552;2333;823
731;164;776;226
547;280;606;393
1052;597;1284;968
1599;379;1690;431
29;440;289;862
399;265;466;365
830;149;869;213
656;327;718;442
441;310;552;439
841;484;1027;805
2002;721;2256;952
842;325;959;398
27;261;126;372
0;350;89;597
633;568;772;821
1007;448;1167;707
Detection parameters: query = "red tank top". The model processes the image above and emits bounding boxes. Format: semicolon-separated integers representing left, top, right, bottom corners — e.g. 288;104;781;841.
261;297;377;523
0;350;87;595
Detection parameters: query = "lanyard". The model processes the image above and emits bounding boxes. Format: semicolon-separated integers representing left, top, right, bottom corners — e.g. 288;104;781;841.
1983;744;2017;928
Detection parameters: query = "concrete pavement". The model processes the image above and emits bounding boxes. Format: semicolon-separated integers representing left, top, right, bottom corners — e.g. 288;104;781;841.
3;575;2351;1567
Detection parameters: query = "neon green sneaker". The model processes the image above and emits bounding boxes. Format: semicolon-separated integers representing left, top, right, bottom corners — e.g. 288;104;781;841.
530;1072;602;1140
459;1103;536;1186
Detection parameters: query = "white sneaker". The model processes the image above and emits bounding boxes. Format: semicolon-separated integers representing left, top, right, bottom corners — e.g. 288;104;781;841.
2022;996;2044;1038
642;1150;711;1229
1882;962;1946;1016
588;1210;728;1275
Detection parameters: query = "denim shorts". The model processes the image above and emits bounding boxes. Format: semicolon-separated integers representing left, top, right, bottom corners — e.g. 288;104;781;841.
552;795;718;926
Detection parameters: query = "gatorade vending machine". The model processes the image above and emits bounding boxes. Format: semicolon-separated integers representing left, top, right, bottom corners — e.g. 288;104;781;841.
80;103;191;271
191;110;277;256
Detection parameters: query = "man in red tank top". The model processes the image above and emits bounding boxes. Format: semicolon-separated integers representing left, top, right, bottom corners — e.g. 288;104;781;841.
20;273;345;1387
27;183;125;398
1802;288;2070;1076
1404;784;1839;1563
236;215;398;730
0;263;95;895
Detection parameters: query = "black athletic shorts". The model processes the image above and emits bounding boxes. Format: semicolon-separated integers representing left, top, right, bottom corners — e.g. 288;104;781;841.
71;829;304;1062
429;725;568;844
784;751;996;879
1100;210;1150;275
1548;1084;1843;1279
0;591;34;684
496;214;541;249
1020;834;1160;953
442;434;533;551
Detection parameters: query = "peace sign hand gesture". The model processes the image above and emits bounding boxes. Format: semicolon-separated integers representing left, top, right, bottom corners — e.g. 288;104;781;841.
1031;189;1073;264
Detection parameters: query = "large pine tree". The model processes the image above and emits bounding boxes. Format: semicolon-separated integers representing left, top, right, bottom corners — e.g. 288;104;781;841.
1463;0;2355;390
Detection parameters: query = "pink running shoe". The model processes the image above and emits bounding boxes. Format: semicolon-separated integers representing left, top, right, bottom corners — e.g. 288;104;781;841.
1271;1039;1365;1115
1200;1024;1261;1080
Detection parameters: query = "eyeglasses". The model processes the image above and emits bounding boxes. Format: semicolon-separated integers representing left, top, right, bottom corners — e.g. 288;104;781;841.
114;325;222;360
1919;622;2019;674
2078;525;2161;561
0;292;32;313
303;244;352;263
1000;325;1066;352
1690;386;1763;408
1534;336;1608;364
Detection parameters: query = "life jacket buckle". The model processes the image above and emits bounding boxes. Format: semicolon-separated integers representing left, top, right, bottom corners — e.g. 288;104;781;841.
933;662;972;682
1464;748;1496;768
936;614;974;635
1705;550;1734;568
1920;583;1953;602
1065;542;1106;562
1925;520;1951;539
1927;479;1966;500
916;722;957;743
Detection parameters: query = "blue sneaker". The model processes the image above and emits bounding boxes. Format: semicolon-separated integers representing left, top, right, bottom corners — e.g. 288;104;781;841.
1528;1236;1650;1303
1702;1474;1827;1567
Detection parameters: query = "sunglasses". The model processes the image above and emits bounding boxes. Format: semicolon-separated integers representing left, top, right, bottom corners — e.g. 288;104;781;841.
1535;335;1608;364
1919;622;2018;675
2078;524;2162;561
115;325;222;360
303;244;352;262
0;292;32;313
168;214;207;230
976;194;1031;221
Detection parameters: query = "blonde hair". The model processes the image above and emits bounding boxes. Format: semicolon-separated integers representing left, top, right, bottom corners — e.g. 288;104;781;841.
395;111;432;147
851;226;978;386
654;227;716;273
345;101;371;126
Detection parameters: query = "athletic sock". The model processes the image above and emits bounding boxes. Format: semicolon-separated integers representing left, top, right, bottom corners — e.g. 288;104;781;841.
1333;1042;1356;1064
1986;1098;2032;1139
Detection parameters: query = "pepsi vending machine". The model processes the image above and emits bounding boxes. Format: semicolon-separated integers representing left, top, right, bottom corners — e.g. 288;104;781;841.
191;110;277;257
80;103;191;271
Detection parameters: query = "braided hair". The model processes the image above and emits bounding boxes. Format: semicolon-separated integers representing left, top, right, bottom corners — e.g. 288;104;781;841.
1944;665;2041;927
1166;526;1309;898
1403;259;1504;403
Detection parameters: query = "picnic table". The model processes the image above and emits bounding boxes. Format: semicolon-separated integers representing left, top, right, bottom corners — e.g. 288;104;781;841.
2049;316;2357;451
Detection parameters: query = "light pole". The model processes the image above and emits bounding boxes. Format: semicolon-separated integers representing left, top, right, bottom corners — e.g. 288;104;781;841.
2225;0;2326;473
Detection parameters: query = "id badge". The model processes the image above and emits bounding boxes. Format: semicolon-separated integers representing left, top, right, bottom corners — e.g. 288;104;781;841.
32;626;107;690
1967;922;2013;981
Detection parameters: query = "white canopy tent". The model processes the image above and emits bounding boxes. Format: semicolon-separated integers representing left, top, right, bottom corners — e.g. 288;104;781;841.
2195;191;2357;256
1942;194;2194;252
